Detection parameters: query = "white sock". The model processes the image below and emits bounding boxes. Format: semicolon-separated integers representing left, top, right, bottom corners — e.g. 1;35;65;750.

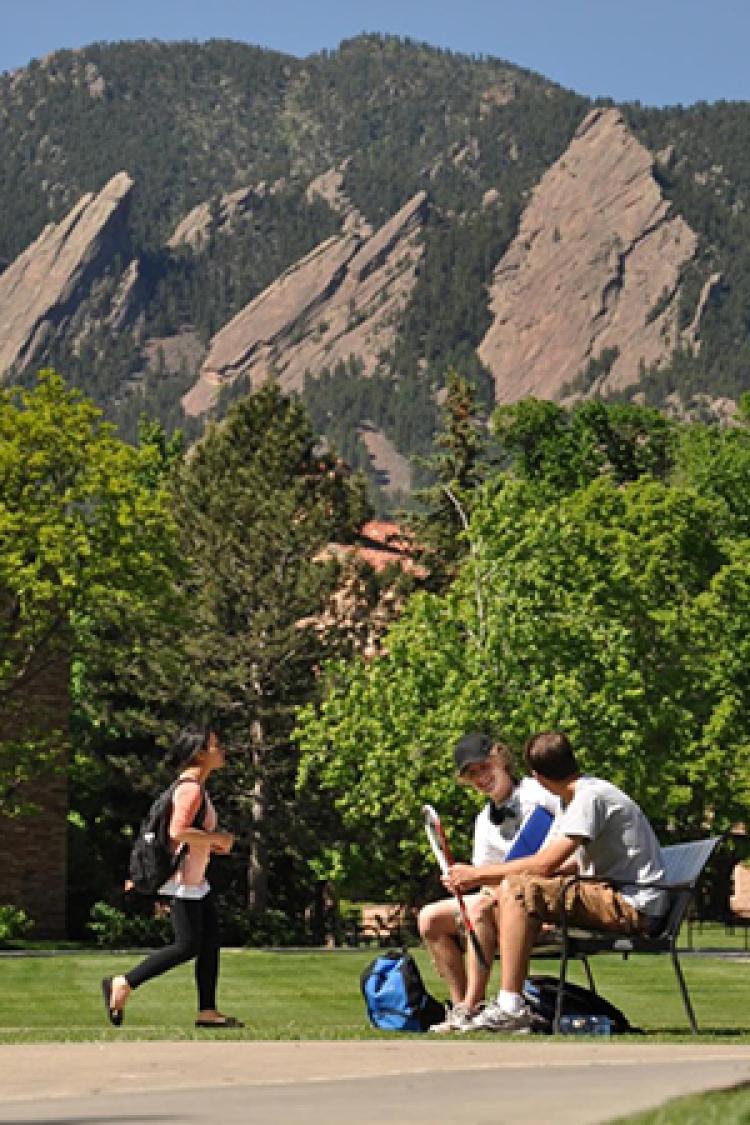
497;990;525;1014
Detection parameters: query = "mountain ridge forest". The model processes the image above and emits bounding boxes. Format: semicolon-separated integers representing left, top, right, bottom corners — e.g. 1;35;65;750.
2;36;750;511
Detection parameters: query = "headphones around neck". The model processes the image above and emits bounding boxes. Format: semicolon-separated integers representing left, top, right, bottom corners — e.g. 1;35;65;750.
489;801;516;825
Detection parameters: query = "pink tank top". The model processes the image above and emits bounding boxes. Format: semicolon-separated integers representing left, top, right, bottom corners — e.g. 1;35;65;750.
168;779;218;887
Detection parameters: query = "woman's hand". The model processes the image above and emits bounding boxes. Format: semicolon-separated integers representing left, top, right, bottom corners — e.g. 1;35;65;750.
210;831;235;854
442;863;480;894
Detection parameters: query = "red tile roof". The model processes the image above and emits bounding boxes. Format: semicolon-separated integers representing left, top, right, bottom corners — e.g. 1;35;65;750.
352;520;423;574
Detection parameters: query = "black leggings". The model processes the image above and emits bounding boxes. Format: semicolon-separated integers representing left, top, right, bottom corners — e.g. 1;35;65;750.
125;892;220;1011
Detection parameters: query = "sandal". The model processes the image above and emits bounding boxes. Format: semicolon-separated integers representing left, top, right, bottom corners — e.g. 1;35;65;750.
101;977;124;1026
195;1015;244;1028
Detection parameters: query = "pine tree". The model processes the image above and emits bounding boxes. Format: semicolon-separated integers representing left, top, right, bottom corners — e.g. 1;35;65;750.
408;369;488;588
169;384;368;913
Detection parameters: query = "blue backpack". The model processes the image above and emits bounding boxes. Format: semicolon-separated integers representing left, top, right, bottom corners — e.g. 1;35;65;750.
361;951;446;1031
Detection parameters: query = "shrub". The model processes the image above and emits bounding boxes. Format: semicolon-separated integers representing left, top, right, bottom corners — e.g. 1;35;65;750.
87;901;172;948
0;904;34;945
219;905;305;947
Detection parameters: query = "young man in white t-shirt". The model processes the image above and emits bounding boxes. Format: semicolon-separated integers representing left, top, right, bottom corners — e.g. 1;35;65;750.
443;731;667;1033
419;732;558;1032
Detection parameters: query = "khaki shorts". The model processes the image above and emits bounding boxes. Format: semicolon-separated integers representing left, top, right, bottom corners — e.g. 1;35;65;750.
504;873;649;935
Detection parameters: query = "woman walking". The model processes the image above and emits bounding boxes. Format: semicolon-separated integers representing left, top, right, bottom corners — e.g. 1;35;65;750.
101;726;243;1028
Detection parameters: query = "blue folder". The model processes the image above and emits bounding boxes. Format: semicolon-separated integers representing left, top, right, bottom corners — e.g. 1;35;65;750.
505;805;554;860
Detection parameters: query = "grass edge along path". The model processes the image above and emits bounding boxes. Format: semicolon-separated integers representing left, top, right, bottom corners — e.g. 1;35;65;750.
610;1080;750;1125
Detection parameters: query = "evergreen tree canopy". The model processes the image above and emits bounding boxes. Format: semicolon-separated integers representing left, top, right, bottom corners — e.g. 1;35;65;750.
408;369;491;587
167;383;369;912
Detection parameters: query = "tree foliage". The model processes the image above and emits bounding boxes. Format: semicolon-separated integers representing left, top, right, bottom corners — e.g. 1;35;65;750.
62;380;372;930
0;373;181;811
296;401;750;901
492;398;677;491
408;370;491;587
164;384;369;915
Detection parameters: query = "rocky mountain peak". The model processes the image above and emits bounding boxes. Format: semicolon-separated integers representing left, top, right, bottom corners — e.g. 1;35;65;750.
0;172;138;379
167;179;292;250
305;164;372;238
182;190;428;414
478;107;699;401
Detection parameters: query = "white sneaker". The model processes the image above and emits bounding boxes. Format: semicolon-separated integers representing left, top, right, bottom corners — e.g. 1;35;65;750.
461;1000;533;1034
428;1002;477;1033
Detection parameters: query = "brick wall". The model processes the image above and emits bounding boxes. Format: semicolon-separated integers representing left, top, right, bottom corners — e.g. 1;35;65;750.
0;649;69;939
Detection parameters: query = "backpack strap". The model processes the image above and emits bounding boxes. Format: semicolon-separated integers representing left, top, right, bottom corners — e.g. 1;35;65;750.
164;778;209;881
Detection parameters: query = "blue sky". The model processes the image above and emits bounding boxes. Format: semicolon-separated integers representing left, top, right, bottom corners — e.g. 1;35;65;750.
1;0;749;108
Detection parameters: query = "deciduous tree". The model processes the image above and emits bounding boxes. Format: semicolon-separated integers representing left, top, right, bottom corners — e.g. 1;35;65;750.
297;415;749;900
0;373;181;813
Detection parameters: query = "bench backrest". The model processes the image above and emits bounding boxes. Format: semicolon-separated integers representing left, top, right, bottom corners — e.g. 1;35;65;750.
359;903;408;937
661;837;721;887
658;836;721;938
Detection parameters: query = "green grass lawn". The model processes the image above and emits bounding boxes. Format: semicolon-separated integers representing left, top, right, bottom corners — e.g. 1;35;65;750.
0;945;748;1044
612;1083;750;1125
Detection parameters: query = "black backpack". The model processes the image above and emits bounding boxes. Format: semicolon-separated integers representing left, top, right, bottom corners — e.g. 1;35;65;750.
361;951;446;1032
128;778;207;895
523;974;634;1034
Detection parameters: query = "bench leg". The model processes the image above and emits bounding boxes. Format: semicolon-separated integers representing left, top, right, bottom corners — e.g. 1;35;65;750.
581;955;596;993
553;942;569;1034
671;944;698;1034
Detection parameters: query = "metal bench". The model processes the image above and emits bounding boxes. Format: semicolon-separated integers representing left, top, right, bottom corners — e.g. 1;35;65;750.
346;903;412;947
549;836;722;1034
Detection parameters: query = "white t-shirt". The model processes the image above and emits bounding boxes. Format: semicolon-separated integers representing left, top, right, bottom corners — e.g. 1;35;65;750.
472;777;560;866
553;776;667;917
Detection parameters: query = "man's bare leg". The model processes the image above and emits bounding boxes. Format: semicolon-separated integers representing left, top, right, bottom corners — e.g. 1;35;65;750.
458;883;541;1032
463;891;496;1007
418;897;475;1005
497;881;541;995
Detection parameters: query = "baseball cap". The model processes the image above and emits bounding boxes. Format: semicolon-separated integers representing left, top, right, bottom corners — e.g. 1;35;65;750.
454;732;493;775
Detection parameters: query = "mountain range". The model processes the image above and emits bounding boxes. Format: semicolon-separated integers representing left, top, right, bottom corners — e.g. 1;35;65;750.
2;35;750;506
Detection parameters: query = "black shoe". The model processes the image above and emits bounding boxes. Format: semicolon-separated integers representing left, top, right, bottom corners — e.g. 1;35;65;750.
195;1015;244;1028
101;977;124;1026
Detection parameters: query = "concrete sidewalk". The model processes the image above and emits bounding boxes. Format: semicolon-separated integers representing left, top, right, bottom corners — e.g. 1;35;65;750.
1;1040;748;1124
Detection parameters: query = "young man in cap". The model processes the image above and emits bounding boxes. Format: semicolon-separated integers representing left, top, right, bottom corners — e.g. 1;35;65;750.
443;731;667;1033
419;732;558;1032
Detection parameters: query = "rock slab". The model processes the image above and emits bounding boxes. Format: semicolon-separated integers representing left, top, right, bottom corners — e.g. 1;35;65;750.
0;172;136;379
478;108;699;401
183;191;428;414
